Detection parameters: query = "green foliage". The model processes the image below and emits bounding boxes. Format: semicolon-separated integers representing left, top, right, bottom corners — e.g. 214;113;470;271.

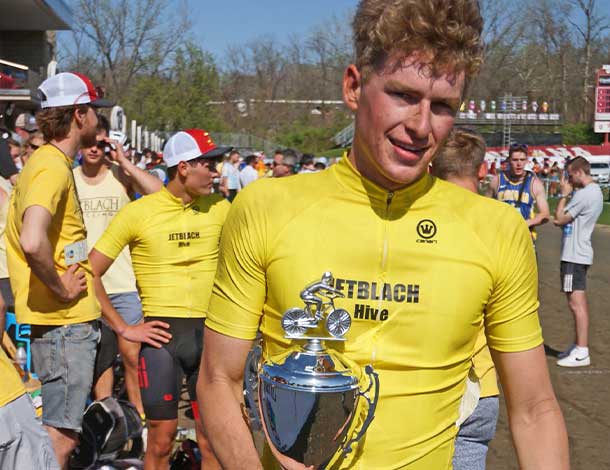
276;114;352;154
561;123;604;145
121;43;226;133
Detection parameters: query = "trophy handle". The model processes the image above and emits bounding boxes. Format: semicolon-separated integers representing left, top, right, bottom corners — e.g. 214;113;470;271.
243;345;262;431
342;365;380;456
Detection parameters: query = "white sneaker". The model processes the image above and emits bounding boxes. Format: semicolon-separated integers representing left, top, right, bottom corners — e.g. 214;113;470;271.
557;349;590;367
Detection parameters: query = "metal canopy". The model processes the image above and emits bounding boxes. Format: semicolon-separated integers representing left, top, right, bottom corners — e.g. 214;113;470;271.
0;0;72;31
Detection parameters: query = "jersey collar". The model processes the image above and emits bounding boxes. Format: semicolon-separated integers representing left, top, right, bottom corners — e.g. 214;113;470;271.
332;156;434;207
161;186;201;208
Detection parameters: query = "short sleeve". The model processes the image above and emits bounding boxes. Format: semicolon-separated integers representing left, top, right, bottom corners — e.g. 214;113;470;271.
485;214;543;352
206;188;267;340
22;163;67;214
94;203;138;260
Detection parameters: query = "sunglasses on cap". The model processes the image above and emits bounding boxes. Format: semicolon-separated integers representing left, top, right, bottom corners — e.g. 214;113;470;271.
509;143;528;152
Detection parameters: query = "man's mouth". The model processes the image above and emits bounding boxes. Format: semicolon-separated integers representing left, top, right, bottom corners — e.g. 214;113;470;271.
389;138;428;158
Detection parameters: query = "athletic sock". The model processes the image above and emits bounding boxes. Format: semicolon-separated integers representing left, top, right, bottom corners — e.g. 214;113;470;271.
574;346;589;357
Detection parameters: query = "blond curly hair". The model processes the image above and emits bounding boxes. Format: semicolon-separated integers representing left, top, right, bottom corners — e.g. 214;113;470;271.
353;0;484;82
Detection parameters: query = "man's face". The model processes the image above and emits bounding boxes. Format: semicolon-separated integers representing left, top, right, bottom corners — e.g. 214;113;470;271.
344;54;464;189
184;157;220;196
508;151;528;178
230;152;240;164
82;129;107;166
272;162;293;178
567;166;584;188
80;106;99;148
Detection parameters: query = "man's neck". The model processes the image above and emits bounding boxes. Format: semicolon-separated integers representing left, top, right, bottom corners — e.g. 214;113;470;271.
166;179;195;205
446;176;478;194
49;136;80;161
80;161;108;179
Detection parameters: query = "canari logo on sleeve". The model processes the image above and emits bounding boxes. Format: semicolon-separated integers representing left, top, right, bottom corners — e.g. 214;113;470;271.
333;278;420;322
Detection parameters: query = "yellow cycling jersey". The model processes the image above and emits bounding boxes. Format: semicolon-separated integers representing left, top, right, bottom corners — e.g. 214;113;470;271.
95;187;230;318
472;327;499;398
206;157;542;470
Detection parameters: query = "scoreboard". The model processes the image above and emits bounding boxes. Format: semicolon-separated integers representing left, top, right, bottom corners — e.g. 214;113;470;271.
596;69;610;121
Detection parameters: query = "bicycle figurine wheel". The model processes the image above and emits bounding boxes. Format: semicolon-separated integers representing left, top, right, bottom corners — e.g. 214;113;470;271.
326;308;352;338
281;308;309;337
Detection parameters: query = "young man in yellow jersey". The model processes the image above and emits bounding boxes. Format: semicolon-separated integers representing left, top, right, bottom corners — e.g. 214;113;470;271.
89;130;231;470
5;72;169;469
430;128;499;470
0;293;59;469
197;1;569;469
74;114;162;418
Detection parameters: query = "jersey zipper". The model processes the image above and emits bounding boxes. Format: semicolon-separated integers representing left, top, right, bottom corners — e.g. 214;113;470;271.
371;191;395;364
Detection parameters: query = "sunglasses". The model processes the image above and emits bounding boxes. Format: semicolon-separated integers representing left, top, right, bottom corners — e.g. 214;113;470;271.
509;143;528;152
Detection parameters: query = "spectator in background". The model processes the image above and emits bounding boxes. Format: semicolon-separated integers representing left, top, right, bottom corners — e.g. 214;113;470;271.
314;157;327;171
14;112;38;142
239;154;258;188
21;132;45;166
221;149;241;201
299;154;316;173
74;114;162;419
553;156;603;367
272;149;297;177
431;128;499;470
7;138;21;171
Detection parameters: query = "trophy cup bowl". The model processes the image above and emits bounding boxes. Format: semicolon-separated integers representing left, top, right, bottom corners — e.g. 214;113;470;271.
248;273;379;469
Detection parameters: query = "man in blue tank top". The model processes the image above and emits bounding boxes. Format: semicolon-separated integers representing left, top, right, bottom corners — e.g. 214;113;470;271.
487;143;550;241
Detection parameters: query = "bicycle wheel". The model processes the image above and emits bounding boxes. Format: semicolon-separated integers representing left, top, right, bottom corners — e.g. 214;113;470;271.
326;308;352;338
281;308;309;336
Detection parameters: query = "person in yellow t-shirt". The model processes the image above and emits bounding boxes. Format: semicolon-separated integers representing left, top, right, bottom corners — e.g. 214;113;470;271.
89;129;231;470
430;127;500;470
74;114;162;418
0;292;60;469
5;72;110;467
196;2;569;469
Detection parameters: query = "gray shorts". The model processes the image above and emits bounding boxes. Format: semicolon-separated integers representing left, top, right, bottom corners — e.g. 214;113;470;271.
108;292;143;325
0;394;59;469
560;261;589;292
31;321;100;432
453;396;500;470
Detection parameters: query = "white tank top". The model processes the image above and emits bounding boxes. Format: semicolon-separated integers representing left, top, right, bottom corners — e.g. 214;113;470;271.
73;166;137;294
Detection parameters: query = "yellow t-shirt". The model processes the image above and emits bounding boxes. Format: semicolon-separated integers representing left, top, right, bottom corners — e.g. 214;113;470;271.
73;166;137;294
6;144;100;326
94;188;230;318
473;327;499;398
0;188;9;279
0;347;25;407
206;157;542;470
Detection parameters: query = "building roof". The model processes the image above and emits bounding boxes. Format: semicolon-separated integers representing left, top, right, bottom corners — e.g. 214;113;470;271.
0;0;72;31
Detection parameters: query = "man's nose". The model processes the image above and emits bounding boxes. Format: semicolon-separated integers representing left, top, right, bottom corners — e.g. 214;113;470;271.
405;101;432;141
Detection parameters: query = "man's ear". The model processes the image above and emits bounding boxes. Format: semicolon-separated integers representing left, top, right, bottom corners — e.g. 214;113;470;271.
73;107;88;129
176;160;189;178
477;162;488;181
343;64;362;112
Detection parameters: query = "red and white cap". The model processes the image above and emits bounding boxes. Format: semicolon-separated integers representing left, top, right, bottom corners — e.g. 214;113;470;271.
163;129;231;168
38;72;113;109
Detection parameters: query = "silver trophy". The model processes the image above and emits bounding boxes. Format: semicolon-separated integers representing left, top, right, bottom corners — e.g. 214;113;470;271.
245;272;379;469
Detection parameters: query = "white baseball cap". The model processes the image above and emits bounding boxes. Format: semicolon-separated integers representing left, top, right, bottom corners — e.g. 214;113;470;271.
162;129;231;168
15;113;37;131
38;72;113;109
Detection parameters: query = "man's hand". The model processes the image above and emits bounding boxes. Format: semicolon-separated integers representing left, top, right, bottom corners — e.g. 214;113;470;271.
58;264;87;302
559;173;572;197
101;137;126;166
120;320;172;348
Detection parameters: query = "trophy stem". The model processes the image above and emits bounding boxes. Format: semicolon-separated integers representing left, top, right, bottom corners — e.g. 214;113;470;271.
304;338;326;353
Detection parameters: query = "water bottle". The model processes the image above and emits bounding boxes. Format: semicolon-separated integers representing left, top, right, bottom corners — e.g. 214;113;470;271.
15;343;28;383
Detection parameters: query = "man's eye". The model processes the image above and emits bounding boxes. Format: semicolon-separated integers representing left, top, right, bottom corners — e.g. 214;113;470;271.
432;102;455;114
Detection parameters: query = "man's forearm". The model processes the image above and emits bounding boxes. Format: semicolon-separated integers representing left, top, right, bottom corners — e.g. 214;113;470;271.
92;274;128;335
527;213;549;228
117;157;162;195
510;398;570;469
23;238;67;300
200;378;262;469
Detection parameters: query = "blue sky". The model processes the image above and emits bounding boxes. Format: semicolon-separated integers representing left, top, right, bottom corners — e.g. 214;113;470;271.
185;0;357;59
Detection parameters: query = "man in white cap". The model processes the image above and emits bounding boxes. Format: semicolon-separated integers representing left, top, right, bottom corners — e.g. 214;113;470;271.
5;72;168;468
89;129;231;470
14;112;38;141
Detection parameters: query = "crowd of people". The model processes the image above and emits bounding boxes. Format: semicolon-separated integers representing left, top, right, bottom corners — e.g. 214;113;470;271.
2;0;607;469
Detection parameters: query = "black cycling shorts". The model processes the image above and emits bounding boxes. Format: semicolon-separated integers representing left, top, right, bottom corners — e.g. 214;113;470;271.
137;317;204;421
